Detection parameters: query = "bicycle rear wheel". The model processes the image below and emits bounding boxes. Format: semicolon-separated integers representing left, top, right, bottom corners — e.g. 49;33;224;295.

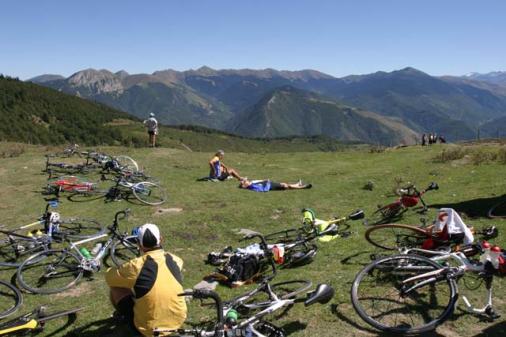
115;155;139;173
264;228;307;244
57;218;105;239
0;280;22;319
351;254;457;334
0;234;49;267
132;182;167;205
17;249;83;294
366;203;403;226
365;224;429;250
110;236;140;267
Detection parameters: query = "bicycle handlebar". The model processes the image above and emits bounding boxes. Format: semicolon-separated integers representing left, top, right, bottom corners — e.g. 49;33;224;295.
179;290;225;335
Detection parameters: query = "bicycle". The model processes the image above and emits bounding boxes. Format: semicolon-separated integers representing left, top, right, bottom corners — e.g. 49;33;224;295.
153;279;335;336
0;306;83;335
73;175;167;206
16;209;139;294
364;182;439;226
0;200;105;267
365;221;498;251
351;246;504;334
0;281;22;320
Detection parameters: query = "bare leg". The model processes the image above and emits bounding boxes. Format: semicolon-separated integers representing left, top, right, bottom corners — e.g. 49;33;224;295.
152;134;157;147
284;182;312;190
224;168;243;181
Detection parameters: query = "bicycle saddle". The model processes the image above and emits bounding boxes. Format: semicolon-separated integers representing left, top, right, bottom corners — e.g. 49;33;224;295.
304;284;335;306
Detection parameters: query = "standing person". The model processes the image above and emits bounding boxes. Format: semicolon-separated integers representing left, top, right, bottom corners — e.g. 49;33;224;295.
105;224;187;336
209;150;243;181
421;133;427;146
143;113;158;147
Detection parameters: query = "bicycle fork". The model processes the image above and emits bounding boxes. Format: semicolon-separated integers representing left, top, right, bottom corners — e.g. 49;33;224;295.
461;276;500;319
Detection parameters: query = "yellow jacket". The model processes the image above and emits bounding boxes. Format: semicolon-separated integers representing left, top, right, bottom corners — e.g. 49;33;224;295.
106;249;187;336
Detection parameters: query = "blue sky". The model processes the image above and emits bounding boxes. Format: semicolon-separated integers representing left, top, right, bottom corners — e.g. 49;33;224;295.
1;0;505;79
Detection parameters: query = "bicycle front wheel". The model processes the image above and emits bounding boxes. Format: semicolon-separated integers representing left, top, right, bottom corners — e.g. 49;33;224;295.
132;182;167;205
17;249;83;294
365;224;429;250
115;155;139;173
0;280;22;319
351;254;457;334
0;234;49;268
110;235;140;267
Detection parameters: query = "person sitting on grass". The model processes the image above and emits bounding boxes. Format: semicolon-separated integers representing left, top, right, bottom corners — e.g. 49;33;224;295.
239;178;312;192
105;224;187;337
209;150;243;181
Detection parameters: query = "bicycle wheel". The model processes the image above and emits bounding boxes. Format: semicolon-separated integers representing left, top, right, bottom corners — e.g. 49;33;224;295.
365;224;429;250
110;236;140;267
132;182;167;205
488;200;506;219
264;228;307;244
17;249;83;294
282;243;318;268
57;218;105;239
0;234;49;267
351;254;457;334
366;203;403;226
0;280;22;319
115;155;139;173
233;280;313;311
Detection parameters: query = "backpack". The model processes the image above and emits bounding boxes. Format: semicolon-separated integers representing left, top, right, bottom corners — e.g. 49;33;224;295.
218;254;261;283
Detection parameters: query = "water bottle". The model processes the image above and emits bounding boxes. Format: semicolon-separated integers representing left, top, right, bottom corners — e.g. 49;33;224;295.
479;241;491;264
79;247;92;259
490;246;501;269
91;243;103;256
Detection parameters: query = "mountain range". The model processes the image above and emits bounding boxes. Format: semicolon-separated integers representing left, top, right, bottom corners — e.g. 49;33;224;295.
29;67;506;144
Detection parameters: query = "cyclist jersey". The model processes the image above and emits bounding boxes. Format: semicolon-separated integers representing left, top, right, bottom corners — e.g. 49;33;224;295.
143;118;158;133
209;156;221;178
247;180;271;192
105;249;187;336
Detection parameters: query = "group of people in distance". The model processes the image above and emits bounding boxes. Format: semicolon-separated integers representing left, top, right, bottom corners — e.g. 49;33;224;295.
421;133;446;146
209;150;312;191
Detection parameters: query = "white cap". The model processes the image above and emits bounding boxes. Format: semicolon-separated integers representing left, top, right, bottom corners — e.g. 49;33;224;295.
149;112;155;117
137;223;161;248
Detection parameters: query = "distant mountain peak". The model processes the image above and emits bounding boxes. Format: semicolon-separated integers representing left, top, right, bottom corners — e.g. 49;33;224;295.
28;74;65;83
67;68;123;93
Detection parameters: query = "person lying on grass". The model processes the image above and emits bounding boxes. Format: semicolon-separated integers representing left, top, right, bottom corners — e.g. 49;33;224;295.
209;149;243;181
105;224;187;337
239;178;312;192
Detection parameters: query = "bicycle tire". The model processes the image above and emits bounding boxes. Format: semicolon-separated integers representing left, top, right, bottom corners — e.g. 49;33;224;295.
132;182;167;206
115;155;139;173
232;280;312;311
110;235;140;267
264;228;307;243
17;249;83;294
57;218;105;239
351;254;457;334
365;224;429;250
0;280;22;319
488;200;506;219
0;234;49;268
366;203;403;226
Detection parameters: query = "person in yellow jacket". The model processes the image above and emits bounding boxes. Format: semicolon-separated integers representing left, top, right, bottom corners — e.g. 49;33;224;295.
105;223;187;336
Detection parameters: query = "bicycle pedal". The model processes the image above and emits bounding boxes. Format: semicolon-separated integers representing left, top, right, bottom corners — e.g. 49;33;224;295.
485;307;501;320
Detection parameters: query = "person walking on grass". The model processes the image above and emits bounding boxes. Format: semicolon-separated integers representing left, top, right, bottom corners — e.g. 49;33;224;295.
105;224;187;336
143;113;158;147
209;150;243;181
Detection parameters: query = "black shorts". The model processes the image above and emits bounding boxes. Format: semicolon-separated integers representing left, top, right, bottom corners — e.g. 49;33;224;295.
148;130;155;136
269;182;285;191
217;172;230;181
117;295;137;331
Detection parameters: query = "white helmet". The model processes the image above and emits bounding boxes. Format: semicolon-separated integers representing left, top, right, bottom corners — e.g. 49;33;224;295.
137;223;161;248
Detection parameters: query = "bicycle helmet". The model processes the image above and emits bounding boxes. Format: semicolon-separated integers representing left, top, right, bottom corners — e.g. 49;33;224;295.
137;223;161;248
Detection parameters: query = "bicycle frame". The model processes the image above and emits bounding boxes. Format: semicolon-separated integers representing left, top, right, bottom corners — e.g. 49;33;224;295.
398;248;495;316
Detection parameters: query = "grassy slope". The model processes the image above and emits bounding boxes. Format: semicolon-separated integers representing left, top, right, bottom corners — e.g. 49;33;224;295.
0;143;505;337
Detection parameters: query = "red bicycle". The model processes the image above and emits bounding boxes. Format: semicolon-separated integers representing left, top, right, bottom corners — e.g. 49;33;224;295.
365;182;439;226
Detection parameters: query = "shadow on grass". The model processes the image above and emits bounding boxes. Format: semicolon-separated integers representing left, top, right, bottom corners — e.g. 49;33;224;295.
62;317;139;337
331;302;448;337
280;320;307;335
430;194;506;218
473;321;506;337
340;250;377;266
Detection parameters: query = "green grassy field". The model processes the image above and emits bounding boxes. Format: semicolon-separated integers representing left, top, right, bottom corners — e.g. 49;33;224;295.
0;142;505;337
